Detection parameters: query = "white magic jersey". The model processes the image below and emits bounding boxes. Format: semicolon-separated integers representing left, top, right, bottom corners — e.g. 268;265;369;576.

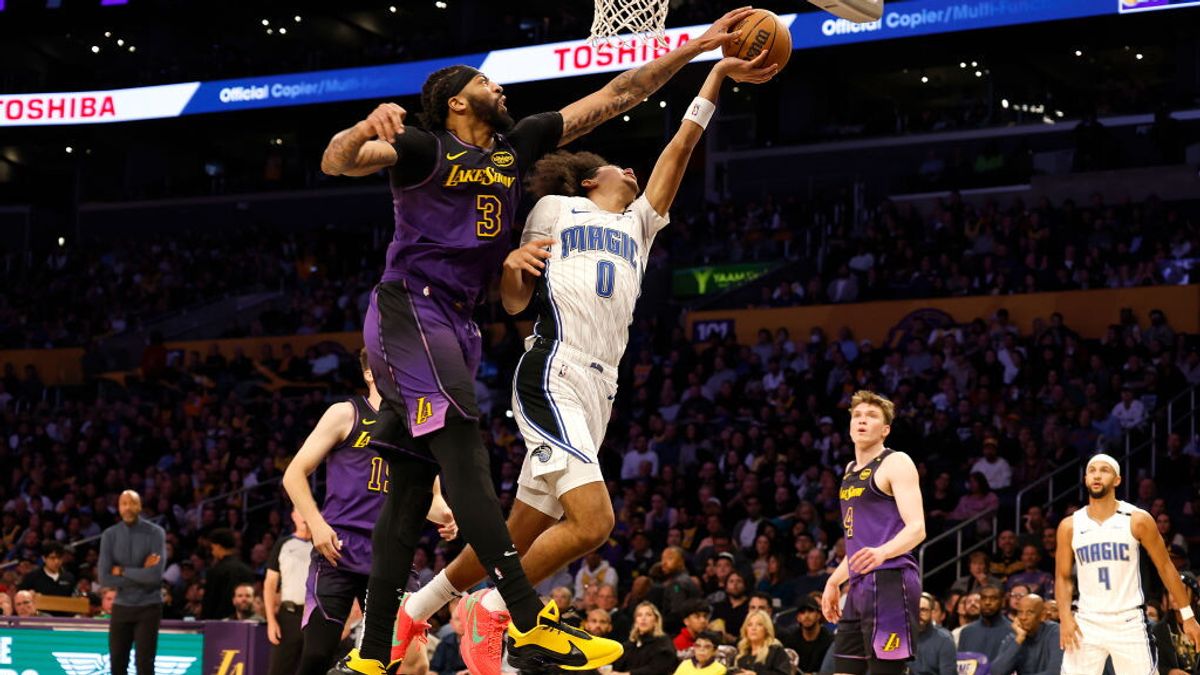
1071;500;1143;614
522;194;668;367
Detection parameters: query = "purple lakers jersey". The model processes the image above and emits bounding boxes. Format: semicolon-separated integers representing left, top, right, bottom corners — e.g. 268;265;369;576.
383;113;563;307
321;396;389;536
839;448;917;578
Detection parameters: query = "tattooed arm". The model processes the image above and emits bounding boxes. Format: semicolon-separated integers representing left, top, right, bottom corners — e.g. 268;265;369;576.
321;103;404;177
557;6;754;146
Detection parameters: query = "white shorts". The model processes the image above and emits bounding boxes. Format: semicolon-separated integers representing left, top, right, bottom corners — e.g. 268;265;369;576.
512;337;616;520
1061;609;1156;675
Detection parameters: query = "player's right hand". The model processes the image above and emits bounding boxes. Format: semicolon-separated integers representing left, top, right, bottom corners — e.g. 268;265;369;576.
267;619;282;645
504;238;554;277
357;102;407;143
143;553;161;568
1059;615;1081;651
311;519;343;566
821;582;841;624
692;7;757;53
717;50;780;84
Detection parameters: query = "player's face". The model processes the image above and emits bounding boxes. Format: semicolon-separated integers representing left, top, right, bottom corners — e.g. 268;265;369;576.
462;74;513;131
849;403;890;447
1084;461;1120;499
586;165;639;203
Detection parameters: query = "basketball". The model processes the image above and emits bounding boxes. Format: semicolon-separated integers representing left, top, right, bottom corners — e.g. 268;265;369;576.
721;9;791;73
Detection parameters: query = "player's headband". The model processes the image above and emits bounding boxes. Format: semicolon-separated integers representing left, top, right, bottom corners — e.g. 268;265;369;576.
1086;453;1121;476
445;67;482;98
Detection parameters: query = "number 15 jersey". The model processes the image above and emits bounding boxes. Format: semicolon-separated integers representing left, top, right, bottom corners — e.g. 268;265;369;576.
522;193;668;367
1071;501;1144;614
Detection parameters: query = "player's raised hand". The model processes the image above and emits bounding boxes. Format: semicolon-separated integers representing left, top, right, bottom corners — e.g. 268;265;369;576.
310;518;343;566
1182;615;1200;649
692;6;756;52
504;238;554;277
357;102;407;143
1059;615;1081;651
716;50;780;84
821;581;842;623
848;546;887;574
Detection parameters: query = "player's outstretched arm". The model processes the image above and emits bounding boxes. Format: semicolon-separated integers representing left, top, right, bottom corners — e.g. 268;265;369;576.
321;103;405;176
1054;517;1080;651
1133;509;1200;643
283;401;354;565
557;7;755;146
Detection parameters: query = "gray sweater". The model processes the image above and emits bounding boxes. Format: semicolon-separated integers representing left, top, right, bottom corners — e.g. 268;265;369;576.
911;624;957;675
990;621;1063;675
98;518;166;607
957;614;1012;662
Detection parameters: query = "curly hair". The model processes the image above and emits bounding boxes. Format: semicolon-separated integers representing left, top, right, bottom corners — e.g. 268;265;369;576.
525;150;610;202
418;65;476;129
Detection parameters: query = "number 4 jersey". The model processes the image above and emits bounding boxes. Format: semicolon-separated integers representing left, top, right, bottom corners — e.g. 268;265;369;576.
522;193;668;368
838;448;917;579
1071;501;1144;614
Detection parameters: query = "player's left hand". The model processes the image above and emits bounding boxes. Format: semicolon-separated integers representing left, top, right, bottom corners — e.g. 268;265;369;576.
1182;616;1200;648
716;51;780;84
503;238;554;277
692;6;757;52
848;546;887;574
438;518;459;541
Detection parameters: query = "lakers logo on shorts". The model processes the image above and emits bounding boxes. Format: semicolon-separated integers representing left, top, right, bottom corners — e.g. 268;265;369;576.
414;397;434;425
882;632;901;652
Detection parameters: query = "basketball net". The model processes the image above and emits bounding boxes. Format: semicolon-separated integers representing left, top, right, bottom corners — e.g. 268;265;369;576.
589;0;670;48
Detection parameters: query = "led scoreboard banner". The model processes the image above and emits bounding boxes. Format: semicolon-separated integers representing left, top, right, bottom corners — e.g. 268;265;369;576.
0;0;1191;126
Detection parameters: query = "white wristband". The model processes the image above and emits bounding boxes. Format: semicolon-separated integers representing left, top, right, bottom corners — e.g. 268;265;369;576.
1182;605;1195;621
682;97;716;129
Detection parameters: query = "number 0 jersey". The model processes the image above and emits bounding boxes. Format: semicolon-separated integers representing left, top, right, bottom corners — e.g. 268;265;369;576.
522;194;669;367
838;448;917;579
1071;500;1144;614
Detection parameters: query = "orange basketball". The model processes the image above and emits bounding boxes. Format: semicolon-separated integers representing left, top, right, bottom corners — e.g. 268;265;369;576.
721;9;791;74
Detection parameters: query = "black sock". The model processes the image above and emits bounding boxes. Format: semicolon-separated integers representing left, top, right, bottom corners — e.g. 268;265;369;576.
298;615;349;675
428;417;542;630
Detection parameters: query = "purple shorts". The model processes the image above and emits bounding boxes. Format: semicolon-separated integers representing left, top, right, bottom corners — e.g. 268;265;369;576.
364;279;481;437
302;531;422;629
833;566;921;673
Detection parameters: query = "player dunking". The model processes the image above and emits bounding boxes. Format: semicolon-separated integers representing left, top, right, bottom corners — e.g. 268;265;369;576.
822;391;926;675
318;9;757;674
392;54;777;675
282;350;457;675
1055;453;1200;674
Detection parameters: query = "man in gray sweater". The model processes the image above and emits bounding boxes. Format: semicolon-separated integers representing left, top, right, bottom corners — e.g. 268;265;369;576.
911;593;956;675
958;584;1012;663
989;594;1062;675
99;490;167;675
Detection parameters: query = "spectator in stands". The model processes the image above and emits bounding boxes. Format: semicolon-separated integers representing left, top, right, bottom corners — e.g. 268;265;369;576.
654;546;703;633
712;572;751;641
228;581;263;622
0;593;12;616
1157;513;1189;554
790;549;829;602
1153;571;1199;675
777;596;832;673
99;489;166;675
429;597;467;675
971;439;1012;492
1005;584;1030;620
675;600;713;652
958;585;1011;662
990;593;1062;675
96;587;117;619
1005;546;1054;597
1110;386;1147;430
201;527;254;620
673;631;725;675
577;551;619;601
13;589;47;617
912;592;956;675
989;530;1022;580
586;607;615;639
610;602;678;675
952;592;980;645
951;552;1002;596
732;609;791;675
17;541;74;612
946;473;999;535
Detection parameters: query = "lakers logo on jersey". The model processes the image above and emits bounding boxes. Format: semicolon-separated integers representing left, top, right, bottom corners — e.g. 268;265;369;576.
882;633;901;652
490;150;514;168
840;485;865;500
859;468;872;480
351;431;372;448
414;397;434;425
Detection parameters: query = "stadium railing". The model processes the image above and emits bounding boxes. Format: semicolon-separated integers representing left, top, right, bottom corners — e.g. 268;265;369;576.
917;508;998;583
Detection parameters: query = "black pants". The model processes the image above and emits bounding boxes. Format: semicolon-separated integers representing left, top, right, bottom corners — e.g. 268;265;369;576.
109;604;162;675
268;603;304;675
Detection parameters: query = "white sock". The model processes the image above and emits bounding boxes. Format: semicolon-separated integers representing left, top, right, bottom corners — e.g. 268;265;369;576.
480;586;510;614
405;570;460;622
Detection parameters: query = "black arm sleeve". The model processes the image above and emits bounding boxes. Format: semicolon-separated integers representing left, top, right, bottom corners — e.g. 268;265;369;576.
508;112;564;175
388;127;439;187
266;537;285;574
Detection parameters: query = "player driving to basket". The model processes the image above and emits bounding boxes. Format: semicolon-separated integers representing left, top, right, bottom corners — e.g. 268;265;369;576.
390;51;778;675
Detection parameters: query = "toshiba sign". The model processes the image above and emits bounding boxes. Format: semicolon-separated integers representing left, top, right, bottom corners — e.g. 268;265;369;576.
0;83;198;127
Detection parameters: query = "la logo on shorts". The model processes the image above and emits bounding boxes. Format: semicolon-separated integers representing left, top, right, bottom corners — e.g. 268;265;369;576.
882;633;901;652
414;397;434;425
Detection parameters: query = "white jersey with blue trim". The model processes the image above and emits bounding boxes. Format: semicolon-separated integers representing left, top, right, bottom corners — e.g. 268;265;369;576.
1071;500;1144;614
522;194;668;367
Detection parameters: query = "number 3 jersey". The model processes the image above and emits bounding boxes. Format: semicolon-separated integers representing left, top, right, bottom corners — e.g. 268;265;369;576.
522;193;669;367
1071;501;1144;614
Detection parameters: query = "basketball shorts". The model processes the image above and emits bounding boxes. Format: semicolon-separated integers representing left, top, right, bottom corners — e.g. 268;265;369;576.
1061;608;1156;675
832;567;921;675
364;279;481;439
513;337;616;520
303;543;421;629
